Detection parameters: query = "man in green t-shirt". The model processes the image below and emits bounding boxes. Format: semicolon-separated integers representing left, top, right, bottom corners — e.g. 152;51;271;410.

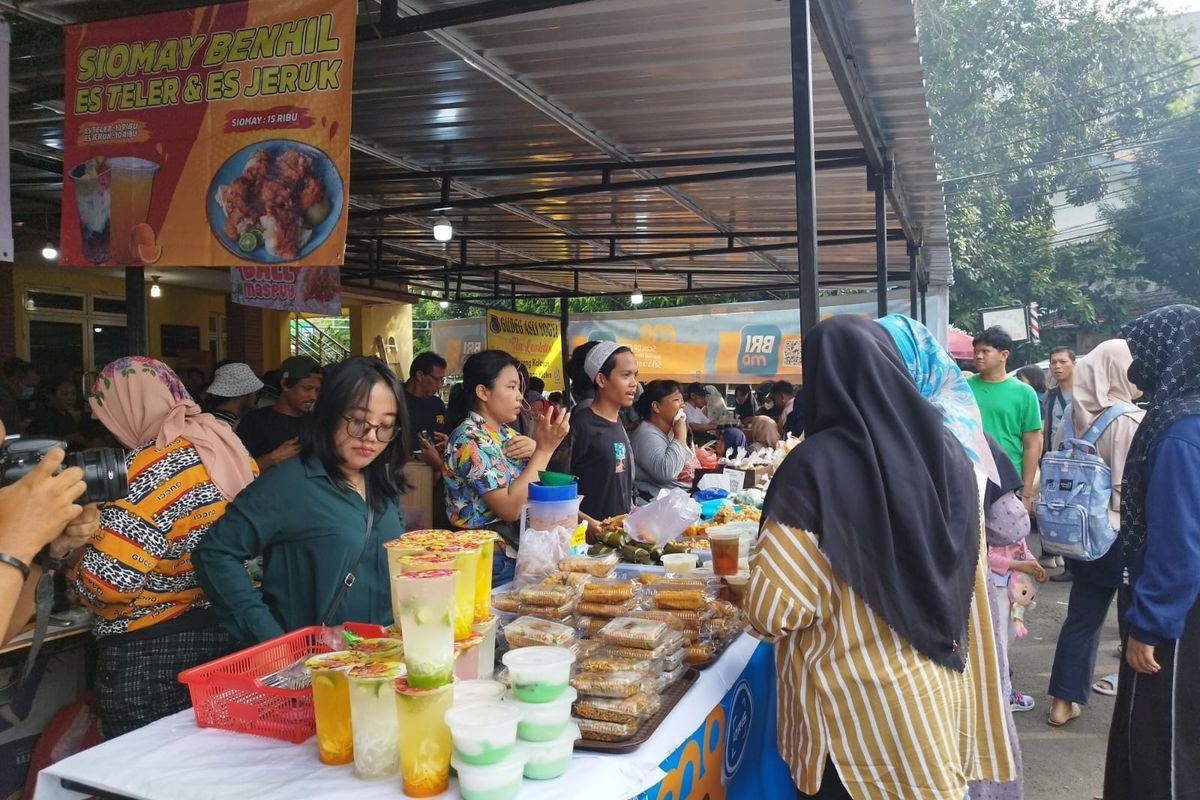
967;326;1042;511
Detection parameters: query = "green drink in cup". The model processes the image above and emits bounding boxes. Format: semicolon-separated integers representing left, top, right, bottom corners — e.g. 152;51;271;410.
392;569;458;688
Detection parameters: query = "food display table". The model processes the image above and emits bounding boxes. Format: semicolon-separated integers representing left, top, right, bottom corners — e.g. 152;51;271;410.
35;634;793;800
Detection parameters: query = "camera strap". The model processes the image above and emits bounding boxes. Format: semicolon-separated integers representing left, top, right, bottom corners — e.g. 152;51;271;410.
0;569;54;716
320;495;375;626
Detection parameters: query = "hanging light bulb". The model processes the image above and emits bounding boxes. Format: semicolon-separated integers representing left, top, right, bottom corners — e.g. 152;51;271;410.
432;213;453;242
439;298;450;309
150;277;162;299
41;242;58;260
630;282;643;306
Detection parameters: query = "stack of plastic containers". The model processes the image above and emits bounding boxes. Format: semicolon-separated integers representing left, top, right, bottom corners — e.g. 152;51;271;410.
504;646;579;780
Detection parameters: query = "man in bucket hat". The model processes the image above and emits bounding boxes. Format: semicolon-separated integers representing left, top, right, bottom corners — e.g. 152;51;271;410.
204;363;264;429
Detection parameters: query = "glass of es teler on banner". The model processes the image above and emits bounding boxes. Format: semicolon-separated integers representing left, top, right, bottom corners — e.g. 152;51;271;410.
423;541;480;641
305;650;368;765
394;676;455;798
346;661;407;781
392;569;458;688
454;531;498;622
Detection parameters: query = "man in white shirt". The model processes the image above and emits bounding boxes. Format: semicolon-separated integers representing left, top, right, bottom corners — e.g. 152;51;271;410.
684;383;716;442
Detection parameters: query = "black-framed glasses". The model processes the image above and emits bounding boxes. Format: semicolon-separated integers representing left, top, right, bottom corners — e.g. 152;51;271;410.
343;415;399;442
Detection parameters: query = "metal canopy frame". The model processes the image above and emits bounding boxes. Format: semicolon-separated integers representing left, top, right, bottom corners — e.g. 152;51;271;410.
5;0;949;336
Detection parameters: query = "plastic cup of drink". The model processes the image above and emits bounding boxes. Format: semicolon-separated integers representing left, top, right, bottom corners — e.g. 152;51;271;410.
394;677;455;797
305;650;368;765
454;530;497;622
424;542;480;641
451;750;527;800
708;529;741;577
346;661;407;780
67;159;111;264
106;157;159;264
384;530;457;574
392;569;458;688
453;631;484;680
504;687;578;742
501;646;574;703
352;637;404;663
517;721;580;780
472;616;497;679
444;700;523;765
454;679;506;705
661;553;699;576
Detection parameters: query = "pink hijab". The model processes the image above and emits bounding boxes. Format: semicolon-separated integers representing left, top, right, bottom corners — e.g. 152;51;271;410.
88;356;255;500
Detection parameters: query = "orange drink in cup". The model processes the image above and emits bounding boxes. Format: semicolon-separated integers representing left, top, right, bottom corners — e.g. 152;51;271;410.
107;157;159;263
305;650;368;765
708;528;741;577
394;676;454;797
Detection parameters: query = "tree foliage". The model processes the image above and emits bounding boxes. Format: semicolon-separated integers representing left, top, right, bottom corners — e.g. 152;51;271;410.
918;0;1190;335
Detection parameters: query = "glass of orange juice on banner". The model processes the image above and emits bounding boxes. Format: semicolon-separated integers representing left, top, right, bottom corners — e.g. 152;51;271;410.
305;650;368;765
454;531;498;622
423;541;479;640
107;157;159;264
392;569;458;687
394;676;454;797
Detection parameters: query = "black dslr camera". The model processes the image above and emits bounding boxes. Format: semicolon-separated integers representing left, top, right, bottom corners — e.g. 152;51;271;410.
0;436;129;504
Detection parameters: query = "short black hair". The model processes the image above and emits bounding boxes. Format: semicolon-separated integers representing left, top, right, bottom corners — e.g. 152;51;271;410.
636;379;682;418
1015;365;1047;394
771;380;795;397
685;382;706;398
448;349;521;430
409;352;447;380
301;357;410;512
527;376;545;394
1049;346;1076;362
972;326;1013;352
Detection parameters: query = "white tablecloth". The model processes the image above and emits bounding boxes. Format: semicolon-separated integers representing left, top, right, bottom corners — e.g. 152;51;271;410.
35;634;761;800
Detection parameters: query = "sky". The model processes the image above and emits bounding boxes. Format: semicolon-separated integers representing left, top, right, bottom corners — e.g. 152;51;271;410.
1159;0;1200;12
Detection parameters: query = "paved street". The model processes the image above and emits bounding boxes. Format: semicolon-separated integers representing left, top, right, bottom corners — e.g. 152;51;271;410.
1007;549;1121;800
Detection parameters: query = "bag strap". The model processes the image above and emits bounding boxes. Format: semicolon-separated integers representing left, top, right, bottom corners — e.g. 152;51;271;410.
1077;402;1138;447
320;495;375;626
0;570;54;715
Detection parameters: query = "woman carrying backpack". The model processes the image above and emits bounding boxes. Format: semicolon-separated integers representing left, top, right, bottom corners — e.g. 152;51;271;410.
1045;339;1144;727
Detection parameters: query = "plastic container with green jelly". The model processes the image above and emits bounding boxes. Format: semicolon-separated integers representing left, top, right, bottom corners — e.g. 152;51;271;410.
424;541;480;641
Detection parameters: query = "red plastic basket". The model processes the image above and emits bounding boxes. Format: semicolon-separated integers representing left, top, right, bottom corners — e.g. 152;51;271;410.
178;626;334;743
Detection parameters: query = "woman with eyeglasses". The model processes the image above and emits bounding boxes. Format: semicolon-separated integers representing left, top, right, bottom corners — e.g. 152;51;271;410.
443;350;570;586
194;357;409;644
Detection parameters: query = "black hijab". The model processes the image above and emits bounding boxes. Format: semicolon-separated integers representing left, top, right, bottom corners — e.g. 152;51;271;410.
1120;305;1200;563
761;316;980;671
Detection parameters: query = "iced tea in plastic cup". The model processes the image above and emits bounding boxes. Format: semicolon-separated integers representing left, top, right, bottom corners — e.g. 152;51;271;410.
708;529;741;577
347;661;407;780
423;542;480;641
394;676;454;797
305;650;368;765
392;569;458;687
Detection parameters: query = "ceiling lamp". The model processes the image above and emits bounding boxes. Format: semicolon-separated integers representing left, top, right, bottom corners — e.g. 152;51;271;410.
439;298;450;309
41;243;58;260
630;281;643;306
432;214;453;242
150;277;162;299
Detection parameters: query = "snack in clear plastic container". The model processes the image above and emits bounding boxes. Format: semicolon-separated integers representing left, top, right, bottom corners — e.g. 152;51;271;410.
502;616;578;649
650;587;713;611
575;616;608;639
578;653;659;674
576;598;638;619
661;645;686;672
707;598;741;619
570;670;650;699
597;617;675;650
577;716;640;742
518;599;577;621
709;615;746;641
684;641;717;665
573;691;659;725
541;571;592;588
518;584;579;607
598;639;682;663
558;553;619;577
503;645;576;703
626;607;711;631
491;592;521;613
506;687;578;741
655;661;689;693
579;580;637;605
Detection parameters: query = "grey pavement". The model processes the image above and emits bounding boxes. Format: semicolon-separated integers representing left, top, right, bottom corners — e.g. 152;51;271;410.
1007;556;1120;800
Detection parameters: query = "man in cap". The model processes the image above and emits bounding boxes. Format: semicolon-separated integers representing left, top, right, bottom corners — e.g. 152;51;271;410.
204;362;265;430
237;355;322;469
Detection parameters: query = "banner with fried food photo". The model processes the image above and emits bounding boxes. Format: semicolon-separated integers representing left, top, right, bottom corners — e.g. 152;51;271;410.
60;0;354;268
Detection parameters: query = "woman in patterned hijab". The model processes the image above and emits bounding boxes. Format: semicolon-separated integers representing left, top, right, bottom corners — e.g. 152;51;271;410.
1103;305;1200;800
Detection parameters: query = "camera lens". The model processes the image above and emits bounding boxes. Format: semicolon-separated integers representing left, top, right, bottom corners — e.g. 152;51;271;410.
64;448;129;504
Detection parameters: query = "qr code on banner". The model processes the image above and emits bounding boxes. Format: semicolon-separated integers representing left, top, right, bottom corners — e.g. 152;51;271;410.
782;337;803;367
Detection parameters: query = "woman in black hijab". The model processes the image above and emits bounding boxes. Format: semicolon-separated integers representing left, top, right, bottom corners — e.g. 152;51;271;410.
745;315;1012;800
1103;305;1200;800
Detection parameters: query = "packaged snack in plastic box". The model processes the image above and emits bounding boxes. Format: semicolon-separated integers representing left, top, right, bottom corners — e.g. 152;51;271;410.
557;553;619;577
661;644;686;672
574;616;608;639
597;617;675;651
578;652;659;674
625;607;712;631
574;691;660;726
579;579;638;605
647;580;717;611
570;670;650;699
684;641;717;666
577;717;640;742
491;592;521;614
502;616;579;649
576;598;638;619
518;599;577;622
541;570;593;588
518;583;579;608
655;661;689;693
598;634;683;663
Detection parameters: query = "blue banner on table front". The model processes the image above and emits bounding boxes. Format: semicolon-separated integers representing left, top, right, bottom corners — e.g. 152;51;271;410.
640;641;793;799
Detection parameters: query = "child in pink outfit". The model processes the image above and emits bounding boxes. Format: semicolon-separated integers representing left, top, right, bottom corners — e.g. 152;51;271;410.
988;538;1048;714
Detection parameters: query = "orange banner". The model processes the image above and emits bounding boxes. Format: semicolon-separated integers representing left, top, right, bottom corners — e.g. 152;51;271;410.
60;0;354;268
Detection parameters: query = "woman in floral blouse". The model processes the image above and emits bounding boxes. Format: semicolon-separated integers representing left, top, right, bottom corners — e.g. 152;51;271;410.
443;350;569;585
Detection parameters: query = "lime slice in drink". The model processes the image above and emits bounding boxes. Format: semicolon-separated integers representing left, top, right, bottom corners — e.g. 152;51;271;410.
237;231;260;253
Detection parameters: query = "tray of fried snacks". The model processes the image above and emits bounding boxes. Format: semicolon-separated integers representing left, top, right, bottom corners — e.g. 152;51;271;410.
575;615;609;639
576;598;639;619
579;578;639;605
517;583;580;607
502;616;579;649
570;670;651;699
574;668;697;753
558;553;620;577
574;691;660;726
577;652;659;675
597;617;678;651
541;570;593;588
490;592;521;614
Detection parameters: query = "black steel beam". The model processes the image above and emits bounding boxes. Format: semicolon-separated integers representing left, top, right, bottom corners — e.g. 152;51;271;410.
872;163;890;318
908;241;919;319
125;268;147;356
790;0;820;337
345;228;905;242
358;0;596;41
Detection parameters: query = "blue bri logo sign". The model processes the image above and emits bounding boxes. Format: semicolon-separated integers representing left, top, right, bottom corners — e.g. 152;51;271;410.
738;325;780;376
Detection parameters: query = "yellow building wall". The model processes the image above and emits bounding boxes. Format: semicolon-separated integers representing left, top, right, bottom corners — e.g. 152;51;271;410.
351;302;413;375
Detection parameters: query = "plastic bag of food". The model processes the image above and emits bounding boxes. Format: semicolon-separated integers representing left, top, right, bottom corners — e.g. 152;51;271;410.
623;488;700;547
515;526;573;587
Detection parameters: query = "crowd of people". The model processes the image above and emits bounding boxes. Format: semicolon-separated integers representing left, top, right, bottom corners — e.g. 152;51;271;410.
0;306;1196;799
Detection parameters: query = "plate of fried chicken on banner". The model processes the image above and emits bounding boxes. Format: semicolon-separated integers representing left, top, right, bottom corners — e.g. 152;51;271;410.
208;140;344;263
